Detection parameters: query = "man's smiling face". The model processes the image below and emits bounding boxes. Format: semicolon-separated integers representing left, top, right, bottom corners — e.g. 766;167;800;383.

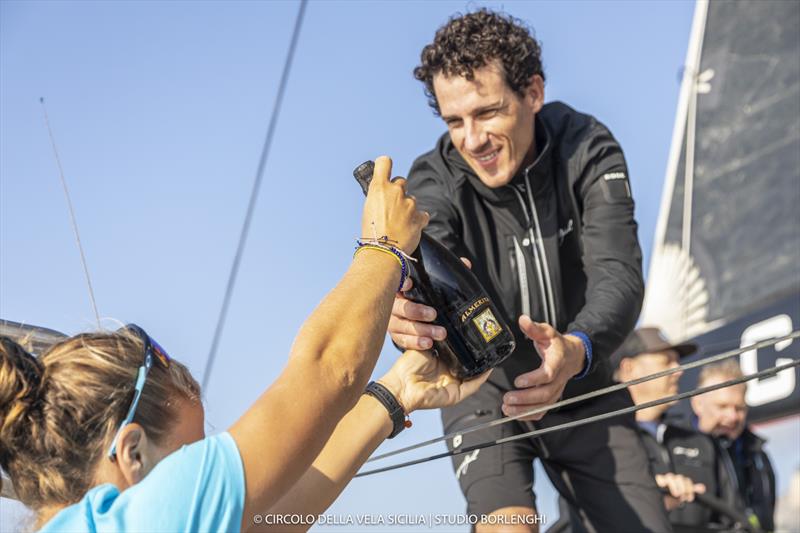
433;63;544;188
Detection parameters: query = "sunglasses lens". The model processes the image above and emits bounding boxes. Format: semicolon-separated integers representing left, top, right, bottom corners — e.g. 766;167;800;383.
123;324;171;368
149;337;171;368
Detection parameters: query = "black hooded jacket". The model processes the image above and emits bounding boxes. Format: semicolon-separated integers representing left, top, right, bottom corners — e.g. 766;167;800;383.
716;429;776;532
639;416;728;530
407;101;644;396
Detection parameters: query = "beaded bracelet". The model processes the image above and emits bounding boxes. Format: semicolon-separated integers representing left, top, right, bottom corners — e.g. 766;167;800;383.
357;234;417;262
354;243;408;292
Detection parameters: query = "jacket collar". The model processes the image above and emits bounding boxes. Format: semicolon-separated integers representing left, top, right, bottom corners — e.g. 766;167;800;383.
661;411;699;433
443;113;553;204
736;427;766;452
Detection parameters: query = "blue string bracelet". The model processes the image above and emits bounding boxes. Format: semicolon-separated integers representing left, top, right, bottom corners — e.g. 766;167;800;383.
566;331;593;380
354;242;408;292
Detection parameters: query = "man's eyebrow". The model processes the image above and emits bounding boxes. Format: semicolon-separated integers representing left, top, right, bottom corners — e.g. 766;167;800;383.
474;101;505;113
442;100;506;122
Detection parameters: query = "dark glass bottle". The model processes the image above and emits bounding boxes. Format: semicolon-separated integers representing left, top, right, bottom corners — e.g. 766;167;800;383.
353;161;515;379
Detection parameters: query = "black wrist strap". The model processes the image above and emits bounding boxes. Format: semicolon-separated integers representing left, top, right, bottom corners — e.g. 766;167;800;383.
364;381;407;439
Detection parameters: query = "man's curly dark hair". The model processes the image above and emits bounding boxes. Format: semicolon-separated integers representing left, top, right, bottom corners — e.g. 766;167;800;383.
414;9;545;115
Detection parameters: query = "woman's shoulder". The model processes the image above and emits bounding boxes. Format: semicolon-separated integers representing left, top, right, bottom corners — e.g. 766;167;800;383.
38;433;244;532
38;483;120;532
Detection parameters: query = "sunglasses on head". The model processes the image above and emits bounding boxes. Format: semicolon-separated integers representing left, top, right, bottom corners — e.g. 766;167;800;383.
107;323;171;460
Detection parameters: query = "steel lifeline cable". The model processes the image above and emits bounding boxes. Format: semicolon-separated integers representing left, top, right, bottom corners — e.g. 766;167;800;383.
355;331;800;477
366;331;800;463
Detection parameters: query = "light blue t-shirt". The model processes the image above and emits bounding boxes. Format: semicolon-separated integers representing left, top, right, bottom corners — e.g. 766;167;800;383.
40;432;245;533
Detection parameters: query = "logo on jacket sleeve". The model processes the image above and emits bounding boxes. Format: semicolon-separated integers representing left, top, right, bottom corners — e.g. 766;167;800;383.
602;171;627;181
600;171;632;202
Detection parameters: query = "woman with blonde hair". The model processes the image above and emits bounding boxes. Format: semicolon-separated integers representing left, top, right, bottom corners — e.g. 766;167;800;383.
0;157;490;532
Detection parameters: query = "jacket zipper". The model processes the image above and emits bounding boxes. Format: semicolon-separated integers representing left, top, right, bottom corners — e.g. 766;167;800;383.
753;450;772;522
512;236;532;318
524;169;558;326
655;423;673;469
719;443;742;498
511;186;551;325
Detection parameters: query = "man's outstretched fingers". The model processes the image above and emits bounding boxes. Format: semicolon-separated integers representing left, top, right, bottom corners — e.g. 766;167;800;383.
518;315;555;341
503;384;555;408
513;364;555;388
392;333;434;351
389;315;446;341
393;297;437;322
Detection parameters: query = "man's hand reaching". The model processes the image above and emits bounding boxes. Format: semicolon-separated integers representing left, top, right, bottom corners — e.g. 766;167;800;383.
387;258;472;350
501;316;586;421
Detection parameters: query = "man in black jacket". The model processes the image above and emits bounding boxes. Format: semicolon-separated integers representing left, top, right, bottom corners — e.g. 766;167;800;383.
388;9;670;532
691;361;777;532
613;328;717;529
554;329;757;533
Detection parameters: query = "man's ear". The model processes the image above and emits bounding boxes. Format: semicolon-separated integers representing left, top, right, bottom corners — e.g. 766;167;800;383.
115;424;150;487
690;394;703;417
617;357;633;381
525;74;545;114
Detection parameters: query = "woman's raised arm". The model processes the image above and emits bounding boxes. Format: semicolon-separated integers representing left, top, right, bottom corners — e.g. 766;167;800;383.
228;156;429;527
252;349;491;532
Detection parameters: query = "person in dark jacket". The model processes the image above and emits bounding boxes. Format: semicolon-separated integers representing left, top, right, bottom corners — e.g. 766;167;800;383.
691;361;777;532
553;328;756;533
613;328;715;529
388;9;670;532
612;327;738;531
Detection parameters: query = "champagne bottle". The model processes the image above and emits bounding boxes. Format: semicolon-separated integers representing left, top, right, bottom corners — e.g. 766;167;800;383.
353;160;515;379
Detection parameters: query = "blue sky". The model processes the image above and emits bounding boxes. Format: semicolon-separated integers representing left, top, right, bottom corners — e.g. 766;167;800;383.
0;0;730;530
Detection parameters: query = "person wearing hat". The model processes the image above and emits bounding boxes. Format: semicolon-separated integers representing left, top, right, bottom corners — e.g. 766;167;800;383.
614;327;729;530
548;327;718;532
613;326;697;425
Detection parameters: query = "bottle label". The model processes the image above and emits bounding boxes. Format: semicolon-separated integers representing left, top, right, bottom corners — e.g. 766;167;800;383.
459;297;503;343
460;297;489;323
472;308;503;343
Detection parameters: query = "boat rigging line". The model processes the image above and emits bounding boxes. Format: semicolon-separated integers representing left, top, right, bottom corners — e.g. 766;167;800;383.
202;0;308;392
40;98;101;328
356;356;800;477
363;330;800;466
